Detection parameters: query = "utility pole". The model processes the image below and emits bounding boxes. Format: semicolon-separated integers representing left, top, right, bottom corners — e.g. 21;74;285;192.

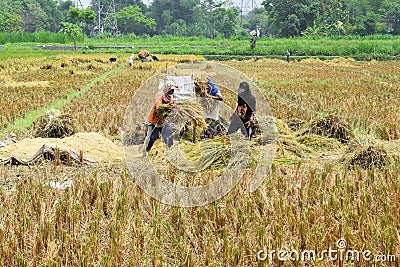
240;0;257;25
75;0;84;9
93;0;119;36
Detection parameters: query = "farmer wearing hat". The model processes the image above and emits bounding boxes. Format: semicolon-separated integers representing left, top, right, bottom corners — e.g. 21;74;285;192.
144;81;178;152
138;50;150;62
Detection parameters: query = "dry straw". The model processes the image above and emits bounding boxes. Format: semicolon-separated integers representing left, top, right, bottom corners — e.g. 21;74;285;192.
301;115;354;143
33;113;75;139
346;146;388;169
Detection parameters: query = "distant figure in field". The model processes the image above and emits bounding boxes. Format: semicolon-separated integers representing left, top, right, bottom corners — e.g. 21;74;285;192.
129;54;134;66
138;50;150;62
109;56;117;64
286;50;290;62
250;26;261;50
150;54;159;61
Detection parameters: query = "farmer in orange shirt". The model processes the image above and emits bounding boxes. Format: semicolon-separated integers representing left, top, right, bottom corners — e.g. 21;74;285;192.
144;81;178;152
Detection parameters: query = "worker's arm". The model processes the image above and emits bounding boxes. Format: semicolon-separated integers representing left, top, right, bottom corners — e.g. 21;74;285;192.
245;111;256;128
155;96;177;109
205;92;223;101
206;76;223;101
169;98;177;108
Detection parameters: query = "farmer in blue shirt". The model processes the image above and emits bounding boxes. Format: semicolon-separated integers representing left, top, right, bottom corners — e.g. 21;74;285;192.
204;74;223;138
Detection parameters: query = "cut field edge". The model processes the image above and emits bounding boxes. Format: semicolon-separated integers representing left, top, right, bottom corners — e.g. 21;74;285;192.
0;65;123;138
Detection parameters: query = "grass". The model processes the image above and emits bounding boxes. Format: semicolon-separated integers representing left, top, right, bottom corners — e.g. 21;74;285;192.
1;34;400;60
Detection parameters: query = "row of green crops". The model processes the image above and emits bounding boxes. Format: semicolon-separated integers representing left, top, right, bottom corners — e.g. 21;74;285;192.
1;33;400;60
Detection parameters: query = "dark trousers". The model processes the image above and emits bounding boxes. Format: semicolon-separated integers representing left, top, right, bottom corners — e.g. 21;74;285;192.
145;123;173;151
205;118;218;137
227;114;252;138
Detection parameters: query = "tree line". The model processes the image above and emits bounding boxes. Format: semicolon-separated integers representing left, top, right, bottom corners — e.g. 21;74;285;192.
0;0;399;39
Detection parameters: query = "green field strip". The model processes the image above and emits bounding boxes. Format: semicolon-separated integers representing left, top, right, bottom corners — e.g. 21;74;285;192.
2;66;123;135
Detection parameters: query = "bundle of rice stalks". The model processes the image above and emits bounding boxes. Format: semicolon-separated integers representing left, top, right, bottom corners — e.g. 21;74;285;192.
347;146;388;170
194;80;222;116
138;50;150;59
275;118;294;136
251;116;277;145
148;136;231;174
154;105;173;121
33;114;75;138
302;115;354;143
296;134;344;152
194;80;209;97
286;117;307;132
204;118;226;137
180;136;231;171
179;118;208;142
156;99;206;142
276;136;313;159
173;100;207;128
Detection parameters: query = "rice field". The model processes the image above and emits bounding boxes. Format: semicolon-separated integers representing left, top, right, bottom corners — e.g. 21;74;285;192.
0;54;115;131
0;52;399;266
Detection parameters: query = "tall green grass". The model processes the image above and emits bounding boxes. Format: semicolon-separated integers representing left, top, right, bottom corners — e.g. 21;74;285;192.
0;31;71;44
1;33;399;60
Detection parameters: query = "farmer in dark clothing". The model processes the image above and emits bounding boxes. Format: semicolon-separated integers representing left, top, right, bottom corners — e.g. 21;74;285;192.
286;50;290;62
109;56;117;64
227;81;256;139
150;54;159;61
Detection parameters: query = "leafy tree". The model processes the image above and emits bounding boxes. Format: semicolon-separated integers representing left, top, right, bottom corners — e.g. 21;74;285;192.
213;7;239;38
116;0;148;12
302;20;328;35
282;14;301;37
37;0;64;31
67;6;81;23
263;0;321;37
363;12;380;34
116;5;155;35
68;7;96;27
381;2;400;34
0;0;25;14
353;11;380;35
22;2;49;32
0;12;24;33
242;7;271;37
320;0;350;26
67;6;95;35
165;19;188;36
90;0;148;13
58;0;74;16
59;22;82;51
149;0;201;36
199;0;225;39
